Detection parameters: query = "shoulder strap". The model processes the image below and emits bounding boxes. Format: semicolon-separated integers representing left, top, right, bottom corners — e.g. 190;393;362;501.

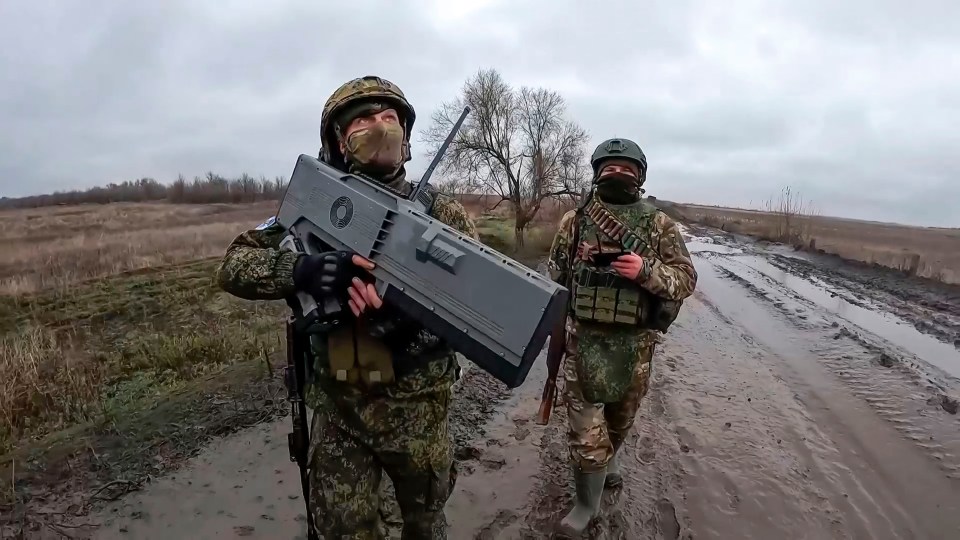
583;199;655;257
568;208;581;286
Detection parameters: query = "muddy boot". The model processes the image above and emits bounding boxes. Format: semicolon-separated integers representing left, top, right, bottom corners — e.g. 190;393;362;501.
605;452;622;488
555;467;605;538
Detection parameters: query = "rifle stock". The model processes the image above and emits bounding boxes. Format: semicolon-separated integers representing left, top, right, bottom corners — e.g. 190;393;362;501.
535;317;566;425
535;186;589;425
284;317;318;540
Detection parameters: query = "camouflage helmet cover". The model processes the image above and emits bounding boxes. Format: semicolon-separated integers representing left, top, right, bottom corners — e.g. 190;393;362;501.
319;75;417;167
590;138;648;184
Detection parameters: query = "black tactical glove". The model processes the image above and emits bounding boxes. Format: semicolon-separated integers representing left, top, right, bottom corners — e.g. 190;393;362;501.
292;251;362;309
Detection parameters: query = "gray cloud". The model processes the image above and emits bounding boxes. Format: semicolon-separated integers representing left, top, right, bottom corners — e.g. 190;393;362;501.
1;0;957;227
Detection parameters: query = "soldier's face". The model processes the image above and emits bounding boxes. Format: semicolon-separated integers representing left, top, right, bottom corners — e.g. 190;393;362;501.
598;163;637;179
338;108;401;154
595;160;641;203
338;107;407;175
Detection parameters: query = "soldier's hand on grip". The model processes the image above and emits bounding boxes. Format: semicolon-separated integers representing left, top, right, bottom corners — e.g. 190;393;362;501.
346;255;383;316
610;252;645;280
292;252;381;317
293;251;353;300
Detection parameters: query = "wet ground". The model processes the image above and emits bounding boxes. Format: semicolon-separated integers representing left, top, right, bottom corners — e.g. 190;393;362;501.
71;226;960;539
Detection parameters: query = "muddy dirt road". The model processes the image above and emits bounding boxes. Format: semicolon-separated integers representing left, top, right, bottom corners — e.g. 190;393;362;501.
84;226;960;540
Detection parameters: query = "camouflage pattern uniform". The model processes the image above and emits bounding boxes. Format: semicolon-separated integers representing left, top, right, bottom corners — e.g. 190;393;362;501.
215;76;478;540
546;138;697;537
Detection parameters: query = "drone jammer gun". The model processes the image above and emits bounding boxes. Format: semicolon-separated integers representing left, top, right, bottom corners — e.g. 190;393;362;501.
274;107;569;388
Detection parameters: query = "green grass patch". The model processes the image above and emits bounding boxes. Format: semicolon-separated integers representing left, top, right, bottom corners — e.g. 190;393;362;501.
475;215;556;265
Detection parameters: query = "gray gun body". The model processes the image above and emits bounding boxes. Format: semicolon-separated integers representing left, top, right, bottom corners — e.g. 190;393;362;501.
275;154;569;389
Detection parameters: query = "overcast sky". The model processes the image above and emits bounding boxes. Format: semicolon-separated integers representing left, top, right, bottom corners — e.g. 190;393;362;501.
1;0;957;227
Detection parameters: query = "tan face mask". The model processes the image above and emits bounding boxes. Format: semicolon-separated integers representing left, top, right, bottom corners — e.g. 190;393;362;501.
343;122;406;176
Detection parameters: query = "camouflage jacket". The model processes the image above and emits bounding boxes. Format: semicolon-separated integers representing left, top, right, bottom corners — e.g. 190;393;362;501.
546;200;697;320
215;181;479;360
545;198;696;402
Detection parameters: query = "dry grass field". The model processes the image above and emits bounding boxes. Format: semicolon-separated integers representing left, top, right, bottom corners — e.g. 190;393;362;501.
0;198;556;522
0;201;295;520
0;199;290;505
0;201;280;295
671;202;960;285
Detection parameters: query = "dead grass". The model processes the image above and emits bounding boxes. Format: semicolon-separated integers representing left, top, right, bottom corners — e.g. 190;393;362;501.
0;201;276;295
673;202;960;285
458;194;573;225
0;198;556;479
0;195;575;531
460;194;568;265
0;201;286;458
0;257;287;456
473;214;557;266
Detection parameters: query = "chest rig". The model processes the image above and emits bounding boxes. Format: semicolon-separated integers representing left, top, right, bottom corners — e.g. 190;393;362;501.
308;181;446;390
571;198;660;327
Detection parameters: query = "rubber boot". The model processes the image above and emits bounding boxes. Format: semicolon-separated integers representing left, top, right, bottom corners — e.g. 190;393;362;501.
555;466;606;538
605;451;622;488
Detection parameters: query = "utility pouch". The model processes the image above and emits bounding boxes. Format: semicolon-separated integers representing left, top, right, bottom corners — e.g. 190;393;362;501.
326;320;396;388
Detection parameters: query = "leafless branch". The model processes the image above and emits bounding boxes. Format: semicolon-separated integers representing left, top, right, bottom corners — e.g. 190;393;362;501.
419;68;590;245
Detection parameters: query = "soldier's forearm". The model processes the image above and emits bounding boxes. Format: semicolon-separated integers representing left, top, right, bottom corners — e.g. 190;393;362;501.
216;246;300;300
633;216;698;300
635;257;697;301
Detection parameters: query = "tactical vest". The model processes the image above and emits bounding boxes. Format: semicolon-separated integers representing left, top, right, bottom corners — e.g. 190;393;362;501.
570;197;660;326
309;185;447;390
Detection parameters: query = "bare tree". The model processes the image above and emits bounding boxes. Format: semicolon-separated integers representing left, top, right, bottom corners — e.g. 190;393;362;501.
421;68;590;247
433;175;475;203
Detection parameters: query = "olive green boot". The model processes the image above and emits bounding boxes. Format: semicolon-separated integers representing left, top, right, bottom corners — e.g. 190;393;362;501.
555;467;606;538
605;451;622;488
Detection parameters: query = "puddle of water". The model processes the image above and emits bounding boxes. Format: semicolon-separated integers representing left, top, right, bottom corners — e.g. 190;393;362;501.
679;225;744;255
687;241;743;255
715;254;960;380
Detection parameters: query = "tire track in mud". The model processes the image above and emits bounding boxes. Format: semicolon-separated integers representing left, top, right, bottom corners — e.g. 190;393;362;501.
456;228;960;539
662;295;859;540
690;248;960;538
701;248;960;484
767;251;960;350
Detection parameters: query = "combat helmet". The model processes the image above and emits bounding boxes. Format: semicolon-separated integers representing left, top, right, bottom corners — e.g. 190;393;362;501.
319;75;417;170
590;138;648;185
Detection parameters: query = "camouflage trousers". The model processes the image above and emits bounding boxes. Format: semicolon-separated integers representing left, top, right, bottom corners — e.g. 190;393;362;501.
306;353;458;539
562;324;655;473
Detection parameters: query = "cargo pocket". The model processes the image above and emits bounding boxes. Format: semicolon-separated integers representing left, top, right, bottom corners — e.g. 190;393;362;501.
575;327;641;404
326;325;359;384
355;328;395;387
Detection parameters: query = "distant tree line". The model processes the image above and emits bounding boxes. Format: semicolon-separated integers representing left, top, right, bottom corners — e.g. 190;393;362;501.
0;173;288;209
